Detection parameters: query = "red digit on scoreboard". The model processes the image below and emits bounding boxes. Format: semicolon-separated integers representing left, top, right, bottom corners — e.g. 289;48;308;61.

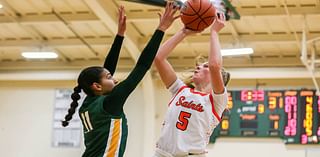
301;134;308;144
241;90;264;102
252;90;264;101
241;90;248;101
257;90;264;101
284;96;297;136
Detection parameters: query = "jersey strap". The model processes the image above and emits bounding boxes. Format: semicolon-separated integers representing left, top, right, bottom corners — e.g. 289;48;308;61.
209;94;222;122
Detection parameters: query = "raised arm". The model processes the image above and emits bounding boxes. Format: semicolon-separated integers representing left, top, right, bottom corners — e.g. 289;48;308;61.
103;6;126;75
209;14;226;94
103;2;179;115
154;28;200;88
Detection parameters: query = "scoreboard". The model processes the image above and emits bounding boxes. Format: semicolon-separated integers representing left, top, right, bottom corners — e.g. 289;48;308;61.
210;90;320;144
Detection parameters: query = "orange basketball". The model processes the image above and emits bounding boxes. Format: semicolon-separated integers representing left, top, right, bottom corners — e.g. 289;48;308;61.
180;0;216;31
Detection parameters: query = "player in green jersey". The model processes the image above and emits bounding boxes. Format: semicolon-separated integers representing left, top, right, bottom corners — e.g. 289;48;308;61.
61;3;180;157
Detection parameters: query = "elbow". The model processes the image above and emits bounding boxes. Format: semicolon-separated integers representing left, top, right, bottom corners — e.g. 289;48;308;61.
154;54;161;62
208;61;222;71
154;56;161;66
155;45;167;61
154;53;165;64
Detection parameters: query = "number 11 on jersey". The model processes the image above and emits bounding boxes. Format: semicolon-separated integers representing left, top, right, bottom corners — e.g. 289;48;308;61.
176;111;192;131
80;111;94;133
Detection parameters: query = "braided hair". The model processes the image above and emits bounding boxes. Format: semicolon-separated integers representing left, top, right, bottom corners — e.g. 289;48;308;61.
61;66;105;127
61;86;81;127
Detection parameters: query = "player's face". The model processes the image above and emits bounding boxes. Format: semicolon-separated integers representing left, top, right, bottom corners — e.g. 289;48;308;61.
192;62;211;85
99;69;118;94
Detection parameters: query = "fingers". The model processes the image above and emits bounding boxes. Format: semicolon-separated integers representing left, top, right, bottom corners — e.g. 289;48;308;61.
163;2;179;19
119;5;124;17
117;5;126;36
118;5;125;22
164;1;171;14
123;15;126;23
157;1;180;31
216;12;226;22
165;1;170;9
169;2;179;15
220;13;225;21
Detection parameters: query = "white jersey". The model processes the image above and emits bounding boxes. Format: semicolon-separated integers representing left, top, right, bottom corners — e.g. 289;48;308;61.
156;79;228;156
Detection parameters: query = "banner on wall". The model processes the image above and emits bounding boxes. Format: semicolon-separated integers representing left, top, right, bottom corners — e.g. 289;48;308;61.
52;89;84;148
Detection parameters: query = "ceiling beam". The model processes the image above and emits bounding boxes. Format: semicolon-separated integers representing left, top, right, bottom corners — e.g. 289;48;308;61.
0;6;318;24
0;70;128;81
236;6;320;16
0;37;114;48
0;59;135;71
0;13;99;25
164;56;303;69
126;6;320;22
227;67;320;79
0;56;303;71
1;67;318;81
139;32;320;45
1;32;319;49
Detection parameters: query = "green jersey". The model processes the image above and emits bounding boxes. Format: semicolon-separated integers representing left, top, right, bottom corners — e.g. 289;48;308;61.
79;96;128;157
78;30;164;157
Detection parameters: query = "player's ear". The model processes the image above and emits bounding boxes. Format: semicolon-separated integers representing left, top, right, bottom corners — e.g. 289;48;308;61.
91;82;102;92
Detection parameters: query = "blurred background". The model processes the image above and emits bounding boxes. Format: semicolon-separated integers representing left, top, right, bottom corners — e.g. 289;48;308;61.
0;0;319;157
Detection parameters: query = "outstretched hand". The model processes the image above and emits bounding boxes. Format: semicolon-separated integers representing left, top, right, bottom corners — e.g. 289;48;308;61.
117;5;126;36
157;2;180;32
211;13;225;33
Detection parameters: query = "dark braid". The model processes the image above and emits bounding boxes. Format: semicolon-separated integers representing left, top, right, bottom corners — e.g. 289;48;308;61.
61;86;82;127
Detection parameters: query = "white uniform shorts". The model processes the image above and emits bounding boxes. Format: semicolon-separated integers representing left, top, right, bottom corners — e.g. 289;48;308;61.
153;148;206;157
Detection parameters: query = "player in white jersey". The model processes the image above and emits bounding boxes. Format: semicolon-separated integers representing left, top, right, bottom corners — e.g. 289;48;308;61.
153;13;229;157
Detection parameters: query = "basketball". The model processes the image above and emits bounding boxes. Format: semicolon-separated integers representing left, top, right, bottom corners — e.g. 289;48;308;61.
180;0;217;31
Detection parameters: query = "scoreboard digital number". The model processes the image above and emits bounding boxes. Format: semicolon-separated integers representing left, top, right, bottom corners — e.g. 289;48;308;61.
210;90;320;145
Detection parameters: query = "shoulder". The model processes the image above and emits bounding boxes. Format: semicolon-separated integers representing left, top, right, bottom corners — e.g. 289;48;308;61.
168;78;187;95
84;95;106;109
208;88;228;118
210;88;228;100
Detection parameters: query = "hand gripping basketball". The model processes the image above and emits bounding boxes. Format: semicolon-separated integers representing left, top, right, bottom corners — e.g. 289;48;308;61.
180;0;217;31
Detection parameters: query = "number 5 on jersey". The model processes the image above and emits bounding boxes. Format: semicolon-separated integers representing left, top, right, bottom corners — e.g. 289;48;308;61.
176;111;192;131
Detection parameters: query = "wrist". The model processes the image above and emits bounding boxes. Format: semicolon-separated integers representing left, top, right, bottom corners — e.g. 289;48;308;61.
180;30;188;38
117;32;124;37
211;29;218;34
155;28;165;34
211;30;219;37
157;26;167;32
